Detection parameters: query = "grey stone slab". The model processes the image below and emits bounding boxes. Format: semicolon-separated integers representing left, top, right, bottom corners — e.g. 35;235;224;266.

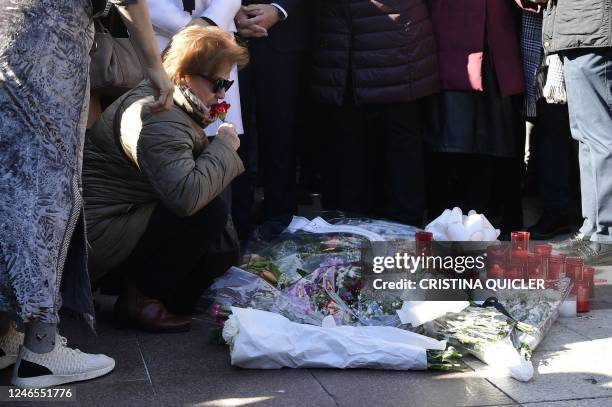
1;380;158;407
58;311;139;343
75;338;150;385
137;318;235;375
537;322;591;352
151;369;337;407
310;369;515;407
466;346;612;404
557;310;612;341
523;397;612;407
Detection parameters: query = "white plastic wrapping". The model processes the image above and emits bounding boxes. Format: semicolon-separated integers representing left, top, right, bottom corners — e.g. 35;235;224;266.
397;301;470;327
223;307;447;370
425;208;500;241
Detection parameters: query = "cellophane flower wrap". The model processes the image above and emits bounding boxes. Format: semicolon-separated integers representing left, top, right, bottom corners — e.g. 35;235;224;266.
206;214;570;377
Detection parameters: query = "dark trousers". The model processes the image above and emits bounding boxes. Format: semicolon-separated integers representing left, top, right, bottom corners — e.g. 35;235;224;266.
533;100;577;210
117;198;237;314
426;153;524;231
233;39;303;227
321;101;425;227
564;48;612;241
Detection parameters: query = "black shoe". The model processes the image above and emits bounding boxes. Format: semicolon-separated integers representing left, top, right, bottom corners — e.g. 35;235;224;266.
528;209;570;240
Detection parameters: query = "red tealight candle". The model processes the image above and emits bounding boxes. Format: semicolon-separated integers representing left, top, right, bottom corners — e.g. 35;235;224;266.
488;263;505;279
415;231;433;241
511;231;530;251
415;231;433;256
487;244;508;264
534;243;552;257
528;253;543;275
548;254;565;280
511;249;529;268
582;266;595;299
506;261;526;281
565;257;583;282
576;281;590;313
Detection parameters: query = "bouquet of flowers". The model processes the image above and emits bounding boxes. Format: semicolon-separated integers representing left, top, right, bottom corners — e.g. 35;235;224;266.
496;277;572;349
426;305;535;381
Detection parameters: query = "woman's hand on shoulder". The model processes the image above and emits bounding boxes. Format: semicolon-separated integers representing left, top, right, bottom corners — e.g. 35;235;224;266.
145;66;174;113
215;123;240;151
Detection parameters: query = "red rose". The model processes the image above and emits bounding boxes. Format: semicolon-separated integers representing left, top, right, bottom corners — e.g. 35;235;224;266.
210;102;231;121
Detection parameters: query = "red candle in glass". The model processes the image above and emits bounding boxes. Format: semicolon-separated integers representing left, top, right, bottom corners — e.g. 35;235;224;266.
511;249;529;269
488;263;505;279
511;231;530;251
527;254;545;285
534;243;552;257
565;257;583;282
547;254;566;280
415;231;433;256
583;266;595;299
487;244;508;264
534;244;552;278
576;281;590;313
506;260;526;281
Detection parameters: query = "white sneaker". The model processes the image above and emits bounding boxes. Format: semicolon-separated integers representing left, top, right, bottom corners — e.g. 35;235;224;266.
0;322;23;370
12;335;115;388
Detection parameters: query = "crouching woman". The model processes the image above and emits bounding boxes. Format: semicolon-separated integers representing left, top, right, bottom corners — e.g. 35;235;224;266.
83;26;249;333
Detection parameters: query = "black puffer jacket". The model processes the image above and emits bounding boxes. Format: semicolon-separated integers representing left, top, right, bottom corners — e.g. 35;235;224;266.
542;0;612;54
311;0;439;105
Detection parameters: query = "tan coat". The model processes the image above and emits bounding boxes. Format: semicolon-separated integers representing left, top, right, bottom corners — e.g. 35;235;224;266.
83;82;244;281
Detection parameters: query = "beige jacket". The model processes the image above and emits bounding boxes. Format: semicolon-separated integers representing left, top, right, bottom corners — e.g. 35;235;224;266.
83;82;244;280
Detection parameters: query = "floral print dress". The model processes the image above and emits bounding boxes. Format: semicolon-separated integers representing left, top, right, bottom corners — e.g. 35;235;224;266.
0;0;133;324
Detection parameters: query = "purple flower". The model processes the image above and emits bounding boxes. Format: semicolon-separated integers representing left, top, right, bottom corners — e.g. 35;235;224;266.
320;257;344;268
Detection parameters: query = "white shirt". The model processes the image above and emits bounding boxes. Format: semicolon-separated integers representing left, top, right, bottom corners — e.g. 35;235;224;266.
148;0;243;135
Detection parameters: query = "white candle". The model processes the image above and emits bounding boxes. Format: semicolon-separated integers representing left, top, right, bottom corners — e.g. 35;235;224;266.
559;296;577;318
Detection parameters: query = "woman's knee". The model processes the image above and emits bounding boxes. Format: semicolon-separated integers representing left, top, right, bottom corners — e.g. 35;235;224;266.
190;197;230;239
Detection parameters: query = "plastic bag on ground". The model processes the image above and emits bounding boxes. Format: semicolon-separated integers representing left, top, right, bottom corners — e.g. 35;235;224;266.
397;301;470;327
223;307;447;370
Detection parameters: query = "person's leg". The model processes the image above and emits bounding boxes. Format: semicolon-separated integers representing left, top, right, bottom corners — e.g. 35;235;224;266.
123;198;229;306
251;40;300;221
529;101;573;237
564;49;612;240
536;102;572;210
460;154;494;216
320;103;372;215
232;64;256;239
167;240;239;315
381;101;425;226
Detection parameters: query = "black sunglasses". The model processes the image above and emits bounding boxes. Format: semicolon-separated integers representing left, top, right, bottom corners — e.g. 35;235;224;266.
196;74;234;93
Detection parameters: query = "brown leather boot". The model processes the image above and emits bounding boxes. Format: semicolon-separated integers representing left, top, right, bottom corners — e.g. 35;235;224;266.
114;285;192;333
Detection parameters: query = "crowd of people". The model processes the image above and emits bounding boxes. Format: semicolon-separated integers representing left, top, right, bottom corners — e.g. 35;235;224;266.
0;0;610;389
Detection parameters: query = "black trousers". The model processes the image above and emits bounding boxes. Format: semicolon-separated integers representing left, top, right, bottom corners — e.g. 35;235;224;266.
233;39;304;229
320;101;425;227
117;198;237;314
425;152;525;232
533;101;578;210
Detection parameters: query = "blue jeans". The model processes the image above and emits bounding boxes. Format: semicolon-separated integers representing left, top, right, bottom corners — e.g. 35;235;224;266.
563;49;612;241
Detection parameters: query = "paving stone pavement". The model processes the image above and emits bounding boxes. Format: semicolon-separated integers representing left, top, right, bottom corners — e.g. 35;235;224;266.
1;286;610;407
1;201;610;406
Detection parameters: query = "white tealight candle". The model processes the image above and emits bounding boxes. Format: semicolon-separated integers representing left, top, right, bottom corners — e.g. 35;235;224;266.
559;296;577;318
